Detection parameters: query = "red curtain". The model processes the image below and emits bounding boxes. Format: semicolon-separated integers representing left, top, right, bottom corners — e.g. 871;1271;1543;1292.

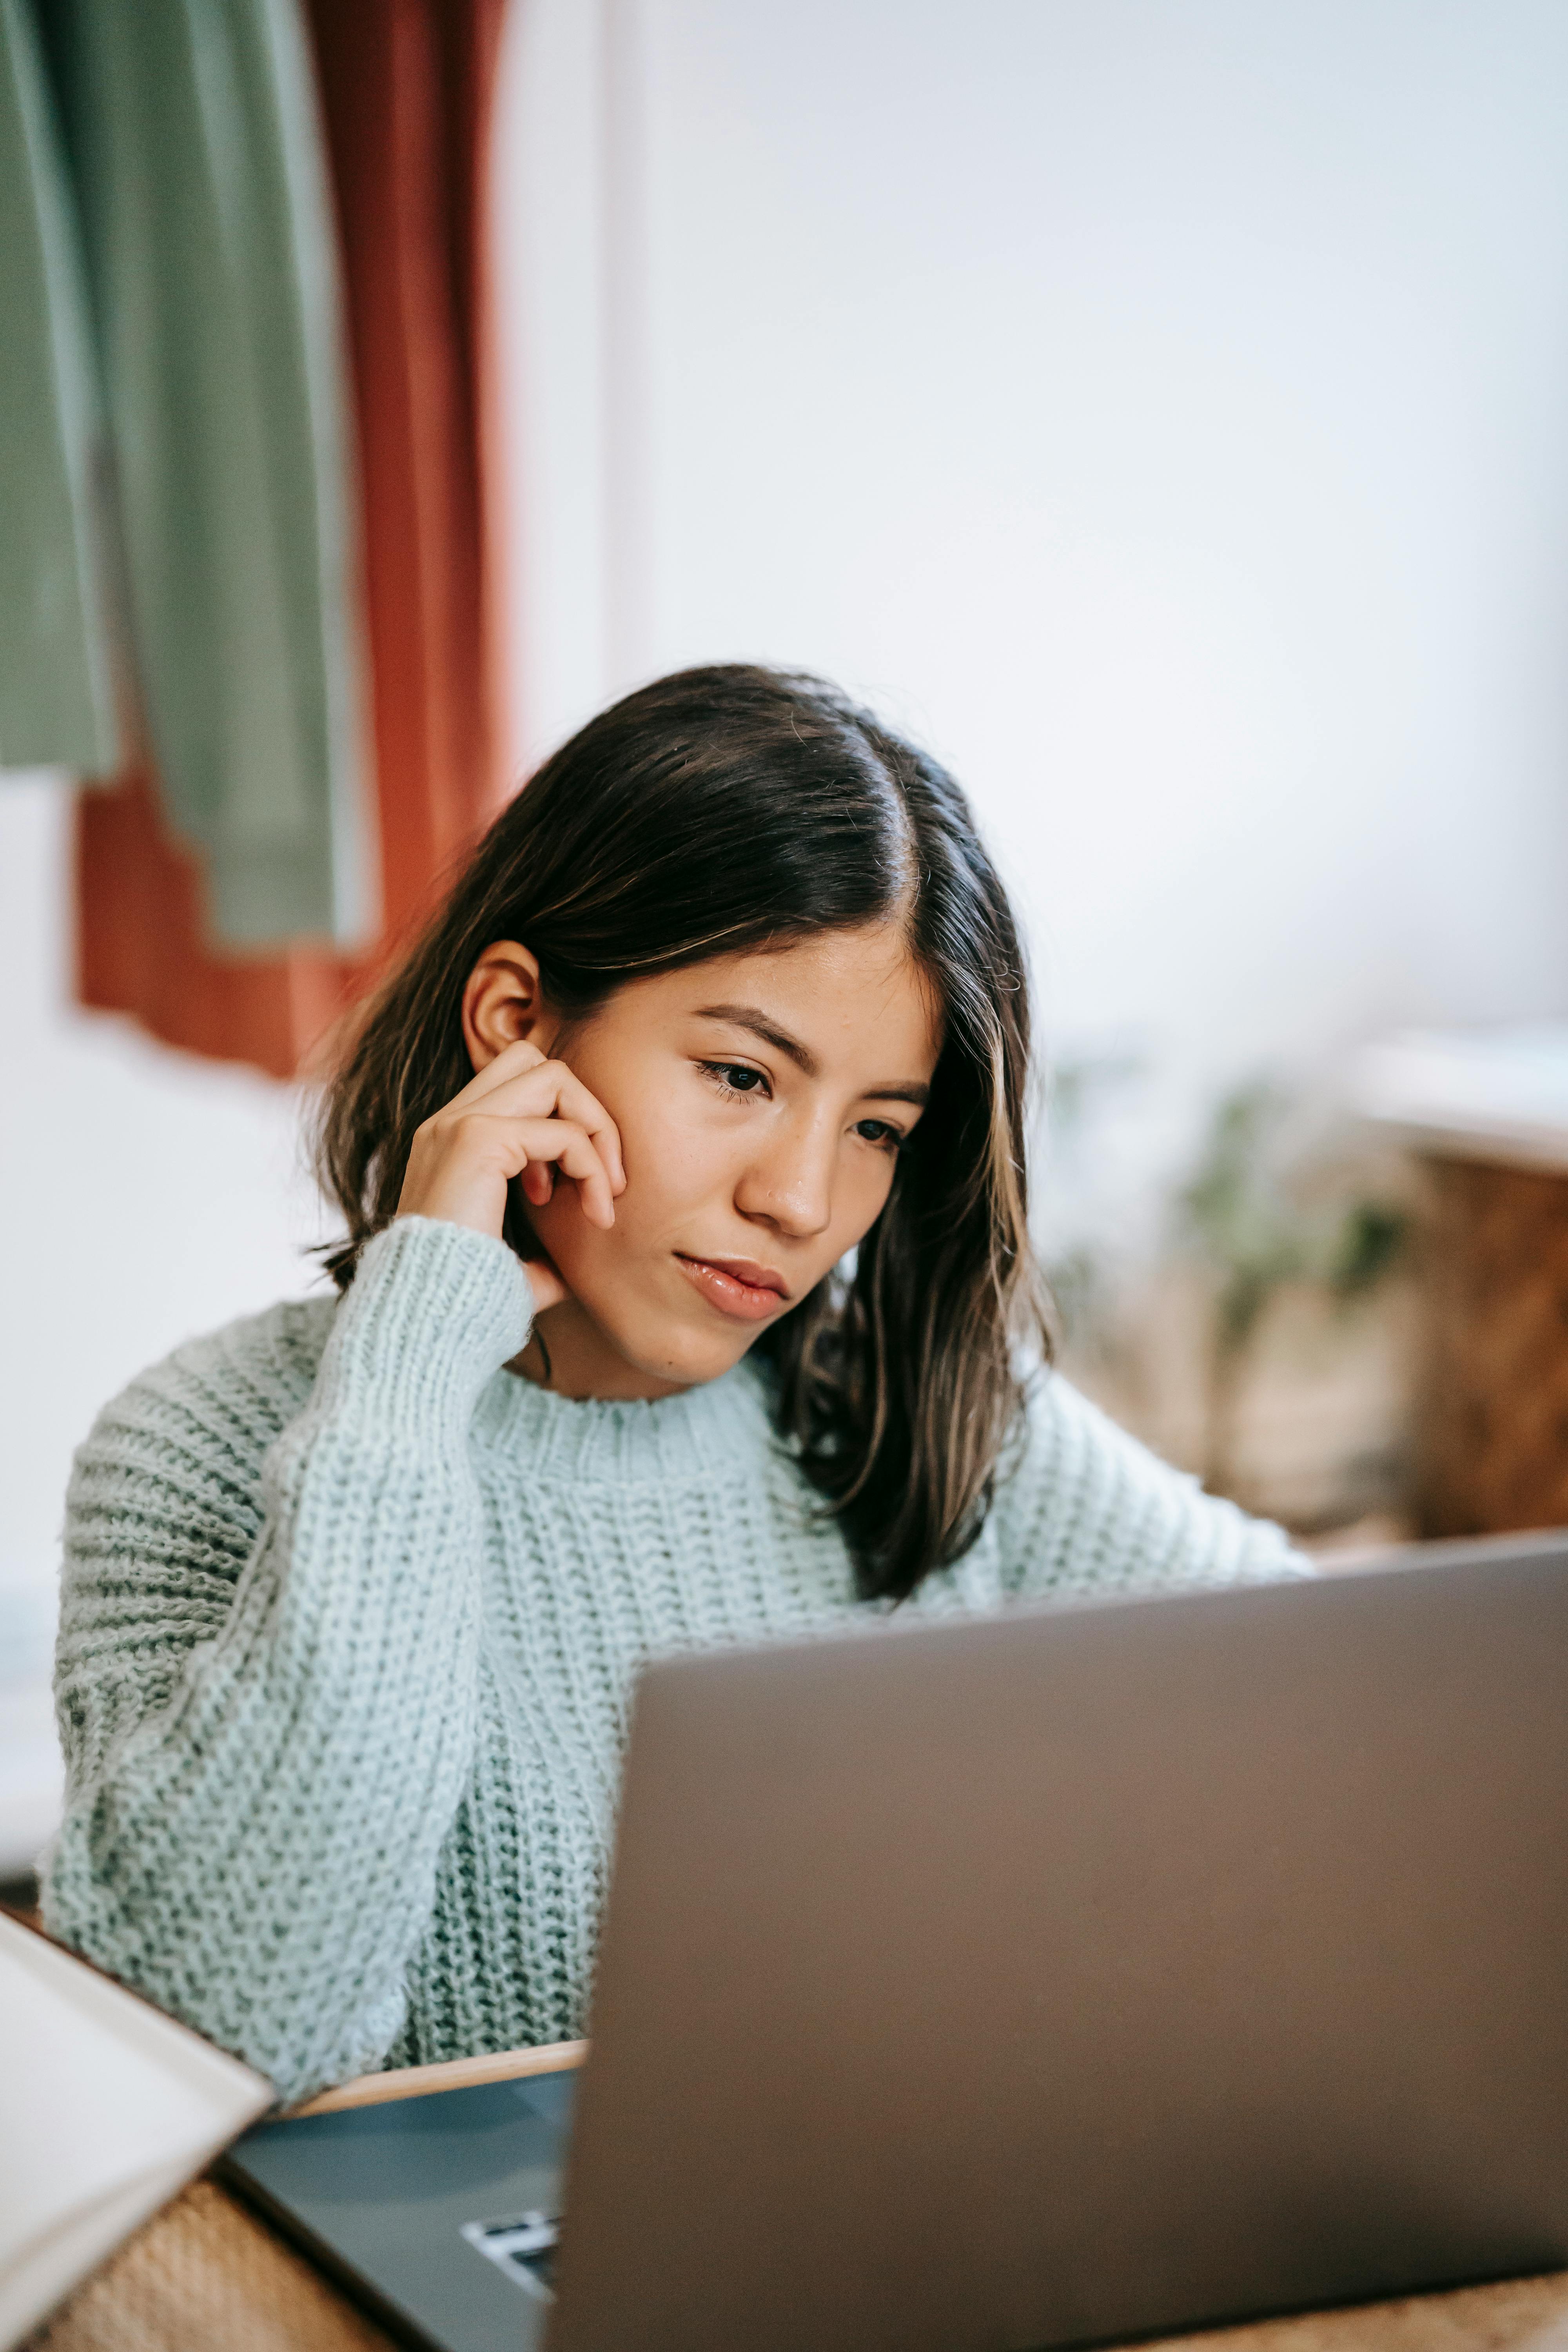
75;0;511;1080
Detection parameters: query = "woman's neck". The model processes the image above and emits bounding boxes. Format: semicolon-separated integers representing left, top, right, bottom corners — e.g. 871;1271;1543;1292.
507;1298;691;1402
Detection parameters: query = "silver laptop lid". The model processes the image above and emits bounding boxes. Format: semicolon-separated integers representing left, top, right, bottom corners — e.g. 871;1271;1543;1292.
551;1537;1568;2351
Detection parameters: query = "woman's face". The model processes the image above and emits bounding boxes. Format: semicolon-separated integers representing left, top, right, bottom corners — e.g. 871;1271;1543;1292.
488;925;941;1399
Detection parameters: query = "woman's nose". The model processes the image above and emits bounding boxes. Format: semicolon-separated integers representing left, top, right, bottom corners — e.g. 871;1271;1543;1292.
735;1123;834;1239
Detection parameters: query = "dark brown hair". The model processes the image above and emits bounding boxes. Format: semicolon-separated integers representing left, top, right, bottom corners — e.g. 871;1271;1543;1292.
316;665;1047;1602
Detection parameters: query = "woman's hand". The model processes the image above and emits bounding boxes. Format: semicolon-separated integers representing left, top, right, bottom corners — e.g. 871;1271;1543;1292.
395;1040;626;1312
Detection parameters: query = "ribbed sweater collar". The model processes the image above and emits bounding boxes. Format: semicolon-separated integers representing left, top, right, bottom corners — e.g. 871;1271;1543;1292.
471;1352;775;1483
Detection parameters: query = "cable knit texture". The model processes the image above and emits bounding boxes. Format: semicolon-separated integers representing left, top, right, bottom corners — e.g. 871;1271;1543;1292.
44;1216;1305;2101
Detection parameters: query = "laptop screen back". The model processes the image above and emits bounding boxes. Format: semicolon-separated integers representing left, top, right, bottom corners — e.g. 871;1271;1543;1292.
552;1540;1568;2352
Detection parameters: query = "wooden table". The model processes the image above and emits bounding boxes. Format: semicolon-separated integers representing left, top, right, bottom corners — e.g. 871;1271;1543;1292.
26;2042;1568;2352
27;2179;1568;2352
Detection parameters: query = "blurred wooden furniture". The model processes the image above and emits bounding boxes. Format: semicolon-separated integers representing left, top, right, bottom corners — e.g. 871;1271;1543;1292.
27;2033;1568;2352
1417;1155;1568;1535
1355;1025;1568;1539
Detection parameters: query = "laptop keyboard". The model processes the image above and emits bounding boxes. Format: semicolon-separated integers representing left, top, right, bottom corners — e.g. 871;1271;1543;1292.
461;2210;560;2299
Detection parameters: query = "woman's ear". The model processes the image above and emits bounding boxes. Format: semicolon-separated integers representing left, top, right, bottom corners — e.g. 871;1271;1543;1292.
461;941;548;1071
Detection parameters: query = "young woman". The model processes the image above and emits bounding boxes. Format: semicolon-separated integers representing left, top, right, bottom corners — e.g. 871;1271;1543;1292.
44;666;1301;2102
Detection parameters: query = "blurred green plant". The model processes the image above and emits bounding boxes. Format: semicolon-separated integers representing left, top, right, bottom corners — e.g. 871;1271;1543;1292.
1176;1080;1408;1498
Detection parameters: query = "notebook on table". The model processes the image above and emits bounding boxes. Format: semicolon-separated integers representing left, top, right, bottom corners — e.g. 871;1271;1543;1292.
0;1908;273;2349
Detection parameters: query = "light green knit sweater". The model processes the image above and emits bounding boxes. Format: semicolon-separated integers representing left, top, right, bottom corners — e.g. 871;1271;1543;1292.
44;1216;1303;2102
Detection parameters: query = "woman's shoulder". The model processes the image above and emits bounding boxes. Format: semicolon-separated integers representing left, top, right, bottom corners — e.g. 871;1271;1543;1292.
993;1368;1307;1599
74;1289;338;1508
1004;1365;1184;1486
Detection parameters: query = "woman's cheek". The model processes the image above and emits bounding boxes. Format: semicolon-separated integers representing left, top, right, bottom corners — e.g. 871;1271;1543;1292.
526;1180;619;1282
836;1157;897;1254
618;1085;732;1220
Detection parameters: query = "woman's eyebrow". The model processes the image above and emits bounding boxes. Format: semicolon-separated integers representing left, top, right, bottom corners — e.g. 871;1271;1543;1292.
696;1003;819;1075
693;1004;930;1106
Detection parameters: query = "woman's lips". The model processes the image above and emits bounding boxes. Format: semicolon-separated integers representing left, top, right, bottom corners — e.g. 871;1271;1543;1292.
674;1254;790;1322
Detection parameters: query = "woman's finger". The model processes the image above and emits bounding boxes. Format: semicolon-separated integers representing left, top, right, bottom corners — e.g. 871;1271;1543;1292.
451;1060;626;1196
520;1252;570;1316
546;1069;626;1195
506;1117;617;1228
520;1161;554;1209
426;1107;612;1226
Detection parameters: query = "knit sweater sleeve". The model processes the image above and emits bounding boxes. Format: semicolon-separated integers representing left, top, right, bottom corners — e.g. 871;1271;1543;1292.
42;1216;532;2104
991;1372;1310;1601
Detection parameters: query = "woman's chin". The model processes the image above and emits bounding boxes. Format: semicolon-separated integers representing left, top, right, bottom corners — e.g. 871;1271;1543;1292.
538;1273;766;1396
612;1312;762;1390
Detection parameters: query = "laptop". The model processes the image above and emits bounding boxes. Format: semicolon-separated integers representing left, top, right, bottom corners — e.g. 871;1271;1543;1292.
220;1532;1568;2351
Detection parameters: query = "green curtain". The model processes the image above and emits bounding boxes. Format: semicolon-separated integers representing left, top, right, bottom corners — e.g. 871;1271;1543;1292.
1;0;372;950
0;0;118;775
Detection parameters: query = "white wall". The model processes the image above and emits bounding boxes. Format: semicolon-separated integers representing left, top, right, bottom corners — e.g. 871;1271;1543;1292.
498;0;1568;1241
0;779;322;1602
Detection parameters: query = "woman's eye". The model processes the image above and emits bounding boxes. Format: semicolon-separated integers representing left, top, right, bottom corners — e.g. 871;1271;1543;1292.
855;1119;905;1151
704;1061;769;1098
